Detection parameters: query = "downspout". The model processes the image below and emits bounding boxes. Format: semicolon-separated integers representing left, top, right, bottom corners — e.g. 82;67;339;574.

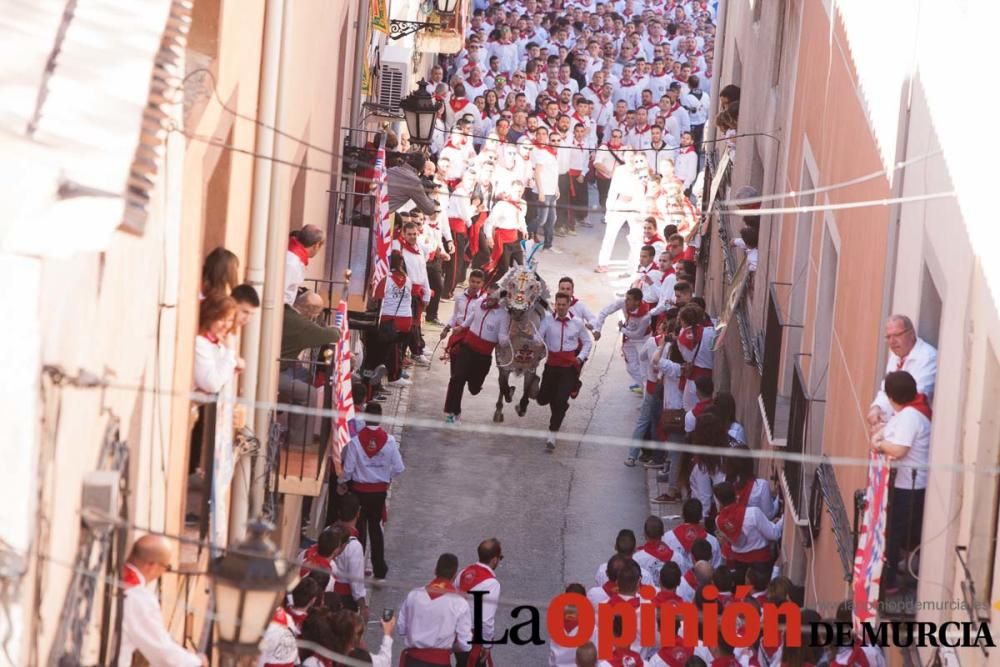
704;0;728;149
231;0;287;542
250;0;295;520
350;0;370;129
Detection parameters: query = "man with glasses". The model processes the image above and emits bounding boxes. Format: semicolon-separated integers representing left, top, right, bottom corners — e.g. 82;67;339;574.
868;314;938;433
119;535;206;666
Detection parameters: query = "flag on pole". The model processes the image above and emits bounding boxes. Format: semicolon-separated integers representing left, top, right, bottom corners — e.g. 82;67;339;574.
369;134;392;292
371;0;389;35
851;450;891;631
332;301;357;466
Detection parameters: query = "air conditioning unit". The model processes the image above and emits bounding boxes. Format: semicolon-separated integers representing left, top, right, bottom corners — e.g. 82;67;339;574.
378;45;413;114
81;469;121;531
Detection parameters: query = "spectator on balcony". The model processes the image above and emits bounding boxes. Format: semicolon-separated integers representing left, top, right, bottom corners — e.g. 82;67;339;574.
867;314;938;432
278;290;341;418
387;152;440;215
283;225;325;307
118;535;206;667
719;84;740;112
194;293;242;394
731;225;758;273
231;283;260;329
200;246;239;298
872;370;932;594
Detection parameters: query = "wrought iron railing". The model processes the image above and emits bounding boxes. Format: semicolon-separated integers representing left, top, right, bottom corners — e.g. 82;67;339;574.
784;359;809;517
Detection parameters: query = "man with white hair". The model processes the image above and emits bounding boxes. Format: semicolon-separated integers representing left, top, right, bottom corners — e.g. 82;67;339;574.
867;314;938;432
596;151;647;274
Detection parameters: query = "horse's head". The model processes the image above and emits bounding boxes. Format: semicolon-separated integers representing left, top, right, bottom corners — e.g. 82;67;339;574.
498;263;547;318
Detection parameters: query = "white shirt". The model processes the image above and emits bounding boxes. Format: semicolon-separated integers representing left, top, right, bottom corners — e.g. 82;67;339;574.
663;525;723;571
882;405;932;489
633;540;686;583
538;312;593;361
303;637;393;667
457;563;501;641
871;337;938;419
724;505;784;555
549;624;586;666
690;462;726;516
193;335;236;394
284;249;306;306
569;297;600;329
331;536;366;601
119;565;203;667
397;584;473;652
533;147;560;196
484;199;527;236
747;477;780;519
684;89;710;125
732;238;759;271
340;426;405;485
644;140;679;176
379;274;419;321
658;358;685;410
674;147;698;189
461;303;512;346
596;299;652;341
593;562;656;589
449;290;482;328
634;264;662;304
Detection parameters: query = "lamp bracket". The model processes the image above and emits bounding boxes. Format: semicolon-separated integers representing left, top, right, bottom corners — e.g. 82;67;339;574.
389;19;446;40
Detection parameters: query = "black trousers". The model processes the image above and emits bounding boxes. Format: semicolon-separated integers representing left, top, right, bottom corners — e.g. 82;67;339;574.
354;489;389;578
596;176;612;211
536;364;577;432
471;228;491;271
691;122;706;155
492;241;524;283
366;327;406;382
444;346;493;415
524;189;538;234
571;175;588;225
406;297;425;356
444;232;468;296
884;485;925;586
426;257;445;321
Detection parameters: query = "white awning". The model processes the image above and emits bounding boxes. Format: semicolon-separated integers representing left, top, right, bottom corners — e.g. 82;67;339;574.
0;0;189;257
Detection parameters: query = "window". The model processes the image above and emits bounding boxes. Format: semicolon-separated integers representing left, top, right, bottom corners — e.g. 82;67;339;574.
784;360;809;514
784;167;815;393
968;347;1000;609
807;221;839;454
760;285;785;441
918;265;942;348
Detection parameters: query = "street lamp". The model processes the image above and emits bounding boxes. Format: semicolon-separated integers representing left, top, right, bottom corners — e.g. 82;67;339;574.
399;81;440;147
389;0;459;40
210;520;292;661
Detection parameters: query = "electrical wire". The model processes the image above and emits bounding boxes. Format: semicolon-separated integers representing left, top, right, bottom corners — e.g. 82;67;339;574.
726;190;956;217
90;378;1000;477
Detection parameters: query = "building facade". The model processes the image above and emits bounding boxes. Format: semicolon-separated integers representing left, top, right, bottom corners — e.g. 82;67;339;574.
707;1;999;664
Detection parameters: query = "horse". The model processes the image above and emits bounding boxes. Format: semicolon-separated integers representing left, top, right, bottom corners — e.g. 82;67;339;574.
491;260;550;422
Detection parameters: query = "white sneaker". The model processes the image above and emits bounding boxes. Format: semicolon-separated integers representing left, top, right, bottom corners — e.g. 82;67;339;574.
413;354;431;366
545;434;556;451
387;378;411;388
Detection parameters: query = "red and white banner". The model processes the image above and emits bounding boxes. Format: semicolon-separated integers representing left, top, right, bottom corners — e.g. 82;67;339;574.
369;135;392;292
852;450;890;631
332;301;356;465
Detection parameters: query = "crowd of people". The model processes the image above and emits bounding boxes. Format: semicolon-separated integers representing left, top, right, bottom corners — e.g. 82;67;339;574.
115;1;941;666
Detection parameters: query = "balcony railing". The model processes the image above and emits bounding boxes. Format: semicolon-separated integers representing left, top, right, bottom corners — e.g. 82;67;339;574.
779;359;809;528
273;352;336;497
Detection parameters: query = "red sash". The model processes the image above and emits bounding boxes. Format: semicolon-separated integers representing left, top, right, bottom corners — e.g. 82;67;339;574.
485;227;519;272
683;570;698;589
458;563;496;592
399;647;452;667
547;350;578;368
468;211;487;258
464;332;497;355
674;523;708;553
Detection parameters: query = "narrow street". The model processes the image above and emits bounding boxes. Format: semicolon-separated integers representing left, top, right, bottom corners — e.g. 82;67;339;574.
365;208;655;663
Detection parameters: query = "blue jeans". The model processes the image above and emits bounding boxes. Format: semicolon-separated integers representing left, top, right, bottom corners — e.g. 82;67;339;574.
628;391;661;459
535;194;557;248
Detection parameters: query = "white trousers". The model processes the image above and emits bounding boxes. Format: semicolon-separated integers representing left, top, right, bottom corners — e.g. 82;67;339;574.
622;338;645;385
598;213;643;267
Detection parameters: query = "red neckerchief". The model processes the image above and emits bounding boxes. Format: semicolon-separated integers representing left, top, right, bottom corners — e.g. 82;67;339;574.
588;83;601;94
692;397;712;417
609;647;645;667
288;236;310;266
531;141;556;157
449;97;470;113
458;563;496;592
626;300;651;320
401;240;422;255
680;145;695;154
607;593;641;609
640;539;675;562
684;569;698;588
716;501;748;542
647;233;666;245
678;324;703;351
499;196;524;211
601;580;618;598
200;332;220;345
425;577;457;600
901;393;932;420
357;426;389;458
634;124;650;133
658;644;694;667
838;643;871;667
480;297;500;310
122;563;143;589
620;77;635;87
562;611;579;634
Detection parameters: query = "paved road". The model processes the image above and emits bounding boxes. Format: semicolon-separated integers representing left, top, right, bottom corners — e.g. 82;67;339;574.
363;205;655;664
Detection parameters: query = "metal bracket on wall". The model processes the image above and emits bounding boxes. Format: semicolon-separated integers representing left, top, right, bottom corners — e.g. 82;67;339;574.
389;19;445;40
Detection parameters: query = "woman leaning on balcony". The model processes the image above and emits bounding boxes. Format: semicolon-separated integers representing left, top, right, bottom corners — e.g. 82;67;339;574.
194;292;244;394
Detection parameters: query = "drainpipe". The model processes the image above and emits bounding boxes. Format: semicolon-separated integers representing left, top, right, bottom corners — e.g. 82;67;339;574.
704;0;728;148
231;0;287;543
350;0;370;129
250;0;296;521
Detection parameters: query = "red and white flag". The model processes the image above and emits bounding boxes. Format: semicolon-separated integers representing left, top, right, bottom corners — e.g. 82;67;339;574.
852;450;890;631
369;134;392;292
332;301;356;463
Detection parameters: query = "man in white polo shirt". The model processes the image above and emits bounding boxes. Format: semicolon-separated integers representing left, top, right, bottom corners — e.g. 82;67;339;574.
867;314;938;433
872;370;932;594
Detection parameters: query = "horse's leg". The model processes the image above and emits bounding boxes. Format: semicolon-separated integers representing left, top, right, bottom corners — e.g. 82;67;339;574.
493;370;508;423
516;371;532;417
